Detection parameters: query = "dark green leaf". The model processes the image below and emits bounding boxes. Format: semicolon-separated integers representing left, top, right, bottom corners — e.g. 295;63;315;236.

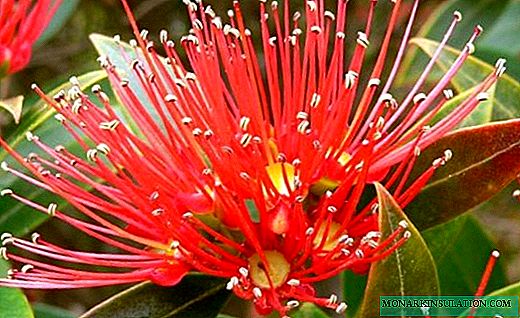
358;183;439;318
407;119;520;229
410;37;520;127
0;260;33;318
80;275;229;318
36;0;82;46
342;271;367;318
0;71;107;236
291;303;329;318
423;215;507;295
33;303;75;318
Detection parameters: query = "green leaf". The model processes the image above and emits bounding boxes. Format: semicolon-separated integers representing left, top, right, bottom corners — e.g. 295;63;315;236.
397;0;520;85
410;37;520;127
406;119;520;229
0;260;34;318
291;303;329;318
0;70;107;236
0;95;24;124
358;183;439;318
488;282;520;296
33;303;75;318
89;33;160;129
342;271;367;318
36;0;81;46
80;275;230;318
423;215;507;295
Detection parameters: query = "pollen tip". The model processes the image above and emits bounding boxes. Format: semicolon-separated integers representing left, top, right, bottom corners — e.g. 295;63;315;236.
453;10;462;22
0;162;9;171
404;231;412;239
491;250;500;258
0;189;13;196
513;189;520;197
30;83;39;90
398;220;408;229
0;247;8;260
336;302;348;314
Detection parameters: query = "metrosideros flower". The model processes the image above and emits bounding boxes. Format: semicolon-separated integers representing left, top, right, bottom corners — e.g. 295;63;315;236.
0;0;62;75
0;0;506;316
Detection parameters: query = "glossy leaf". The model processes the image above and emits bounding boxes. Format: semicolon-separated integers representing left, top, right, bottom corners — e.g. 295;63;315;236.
423;215;507;295
33;303;75;318
406;119;520;229
358;183;439;318
36;0;82;46
0;259;33;318
291;303;329;318
488;282;520;296
0;71;107;235
80;275;229;318
0;95;24;124
89;33;161;128
398;0;517;84
342;271;367;318
410;37;520;127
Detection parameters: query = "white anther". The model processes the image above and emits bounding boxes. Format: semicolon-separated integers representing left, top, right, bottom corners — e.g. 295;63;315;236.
292;28;303;36
305;227;314;236
164;94;177;103
293;11;301;21
0;247;8;260
296;112;309;120
239;267;249;277
181;117;193;125
328;294;338;305
327;205;338;213
306;1;317;12
47;203;58;216
444;149;453;161
151;208;164;216
336;31;346;39
2;189;14;197
99;119;120;131
287;300;300;308
443;89;454;99
253;287;263;298
310;25;322;34
21;264;34;273
271;1;278;10
492;250;500;258
182;212;193;219
368;78;381;87
193;19;203;30
185;72;197;81
357;31;369;47
1;233;12;242
336;302;348;314
26;131;37;141
297;120;310;134
287;279;301;286
399;220;408;229
310;93;321;108
192;128;203;137
338;235;350;244
96;143;110;155
169;240;180;249
453;11;462;22
140;29;149;40
477;92;489;102
355;249;364;258
0;162;9;172
239;116;251;131
344;72;357;89
466;43;475;54
404;231;412;239
31;233;40;244
226;276;239;290
413;93;427;104
325;10;335;20
240;133;253;147
87;149;98;162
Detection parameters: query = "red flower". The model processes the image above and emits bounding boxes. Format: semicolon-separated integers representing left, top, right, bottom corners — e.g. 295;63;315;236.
0;0;62;75
0;0;505;316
